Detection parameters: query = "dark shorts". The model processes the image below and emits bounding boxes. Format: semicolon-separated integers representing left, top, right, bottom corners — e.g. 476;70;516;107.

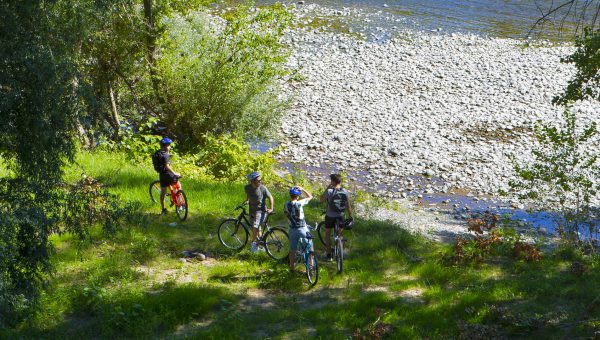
324;216;344;229
159;172;178;187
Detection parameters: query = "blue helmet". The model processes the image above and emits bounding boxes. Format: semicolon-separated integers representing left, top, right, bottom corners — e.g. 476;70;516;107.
160;137;172;145
289;187;302;196
247;171;261;182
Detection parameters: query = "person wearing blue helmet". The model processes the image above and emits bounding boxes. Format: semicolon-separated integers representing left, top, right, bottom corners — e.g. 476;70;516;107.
284;186;313;271
244;171;274;253
152;137;181;215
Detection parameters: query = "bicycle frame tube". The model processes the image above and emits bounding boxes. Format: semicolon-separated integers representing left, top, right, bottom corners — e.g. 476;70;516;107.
169;181;181;205
238;210;252;234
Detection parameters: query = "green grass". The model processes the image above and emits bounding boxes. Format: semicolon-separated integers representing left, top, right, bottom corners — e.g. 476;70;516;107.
2;150;600;338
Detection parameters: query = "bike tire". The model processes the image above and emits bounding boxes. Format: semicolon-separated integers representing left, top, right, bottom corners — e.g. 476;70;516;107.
335;237;343;274
316;220;327;247
218;219;248;251
175;190;188;221
149;180;161;203
306;251;318;286
264;227;289;261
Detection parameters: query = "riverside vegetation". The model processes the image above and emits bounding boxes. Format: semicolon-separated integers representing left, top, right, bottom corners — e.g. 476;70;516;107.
2;0;600;338
0;150;599;338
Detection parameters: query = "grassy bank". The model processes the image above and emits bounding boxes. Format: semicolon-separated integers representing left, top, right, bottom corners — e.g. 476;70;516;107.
2;151;600;339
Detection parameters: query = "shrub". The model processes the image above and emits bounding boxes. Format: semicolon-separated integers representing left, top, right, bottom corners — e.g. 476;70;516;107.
510;108;600;243
156;4;293;150
443;213;541;264
192;134;279;183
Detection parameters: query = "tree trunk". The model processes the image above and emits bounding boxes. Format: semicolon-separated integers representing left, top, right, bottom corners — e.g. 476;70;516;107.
108;81;121;140
143;0;167;116
76;121;91;149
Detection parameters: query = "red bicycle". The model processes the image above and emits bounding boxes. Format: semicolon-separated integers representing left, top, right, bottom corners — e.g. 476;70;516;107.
149;176;188;221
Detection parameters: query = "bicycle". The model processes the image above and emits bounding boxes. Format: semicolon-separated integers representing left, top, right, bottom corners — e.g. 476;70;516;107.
149;176;188;221
218;204;289;261
294;225;319;286
317;217;352;273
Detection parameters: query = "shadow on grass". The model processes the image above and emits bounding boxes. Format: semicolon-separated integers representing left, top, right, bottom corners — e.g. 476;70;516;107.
17;154;600;339
30;284;236;339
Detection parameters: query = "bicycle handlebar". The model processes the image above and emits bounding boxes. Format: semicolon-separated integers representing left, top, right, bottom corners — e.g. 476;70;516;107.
234;203;275;216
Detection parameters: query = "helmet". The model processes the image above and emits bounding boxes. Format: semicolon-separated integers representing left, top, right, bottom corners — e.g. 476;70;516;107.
289;187;302;196
160;137;172;145
247;171;261;182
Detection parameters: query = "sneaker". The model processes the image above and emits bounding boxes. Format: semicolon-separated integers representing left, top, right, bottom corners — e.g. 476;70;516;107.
250;242;258;253
160;208;167;215
325;253;333;262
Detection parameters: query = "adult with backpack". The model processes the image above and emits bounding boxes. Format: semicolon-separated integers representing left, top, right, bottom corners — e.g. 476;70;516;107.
152;137;181;215
320;174;353;261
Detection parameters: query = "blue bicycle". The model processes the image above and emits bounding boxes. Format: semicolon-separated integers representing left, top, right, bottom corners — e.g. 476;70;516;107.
296;226;318;286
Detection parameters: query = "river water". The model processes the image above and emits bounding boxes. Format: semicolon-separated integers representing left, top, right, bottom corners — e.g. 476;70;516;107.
265;0;578;39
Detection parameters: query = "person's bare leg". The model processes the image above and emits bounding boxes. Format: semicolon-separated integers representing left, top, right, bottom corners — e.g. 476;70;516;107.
160;187;168;212
326;228;332;255
251;227;259;242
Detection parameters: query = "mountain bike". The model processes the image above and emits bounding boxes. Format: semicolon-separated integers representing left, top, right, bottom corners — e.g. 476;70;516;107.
218;204;289;261
317;217;352;273
149;176;188;221
295;225;318;286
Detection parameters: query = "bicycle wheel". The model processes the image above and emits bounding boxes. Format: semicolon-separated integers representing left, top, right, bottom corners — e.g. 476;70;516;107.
175;190;188;221
317;221;327;247
149;180;161;203
264;227;289;261
305;252;318;286
335;237;343;273
218;219;248;251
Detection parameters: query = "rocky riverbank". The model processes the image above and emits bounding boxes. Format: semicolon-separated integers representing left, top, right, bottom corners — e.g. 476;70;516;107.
272;4;600;239
278;5;600;202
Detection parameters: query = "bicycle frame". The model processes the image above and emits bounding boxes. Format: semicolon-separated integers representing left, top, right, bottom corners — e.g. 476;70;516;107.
168;181;182;206
235;206;273;237
297;237;313;260
333;222;342;245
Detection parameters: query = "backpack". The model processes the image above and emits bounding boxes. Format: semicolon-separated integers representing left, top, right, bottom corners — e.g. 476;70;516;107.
285;201;303;228
328;188;348;213
152;150;163;173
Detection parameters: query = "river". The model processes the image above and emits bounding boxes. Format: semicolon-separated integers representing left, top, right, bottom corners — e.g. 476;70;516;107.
258;0;578;40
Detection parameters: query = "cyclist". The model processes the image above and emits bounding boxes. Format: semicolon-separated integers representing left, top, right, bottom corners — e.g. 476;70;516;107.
152;137;181;215
284;186;313;272
320;173;353;261
244;172;274;253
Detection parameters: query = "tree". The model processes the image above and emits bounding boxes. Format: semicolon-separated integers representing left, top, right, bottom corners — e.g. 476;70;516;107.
531;0;600;37
0;1;136;323
511;109;600;242
156;4;292;151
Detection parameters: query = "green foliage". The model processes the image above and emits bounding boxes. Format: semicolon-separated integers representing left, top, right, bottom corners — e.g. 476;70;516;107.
193;134;279;182
510;108;600;241
554;28;600;105
0;176;139;325
156;4;292;150
99;117;162;162
0;1;78;186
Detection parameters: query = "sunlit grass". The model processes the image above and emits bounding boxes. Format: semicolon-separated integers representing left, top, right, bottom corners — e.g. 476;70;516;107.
3;150;600;339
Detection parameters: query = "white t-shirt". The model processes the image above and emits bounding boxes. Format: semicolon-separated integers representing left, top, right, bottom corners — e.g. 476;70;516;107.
284;198;311;228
